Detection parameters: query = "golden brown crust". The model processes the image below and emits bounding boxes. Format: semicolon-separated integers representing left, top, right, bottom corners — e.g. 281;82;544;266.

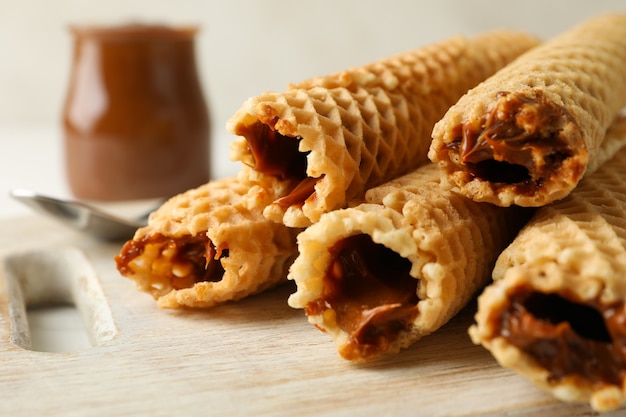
470;115;626;411
429;14;626;207
115;175;302;309
287;164;531;361
228;30;540;227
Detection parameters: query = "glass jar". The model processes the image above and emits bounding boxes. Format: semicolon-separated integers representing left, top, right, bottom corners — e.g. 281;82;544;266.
62;23;211;200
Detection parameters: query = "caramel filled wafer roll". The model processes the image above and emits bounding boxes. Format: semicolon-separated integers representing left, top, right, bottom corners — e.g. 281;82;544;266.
115;174;301;309
228;30;539;227
429;14;626;207
287;163;533;362
470;115;626;411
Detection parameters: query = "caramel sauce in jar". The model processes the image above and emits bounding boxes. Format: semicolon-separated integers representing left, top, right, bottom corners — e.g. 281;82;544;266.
62;23;210;200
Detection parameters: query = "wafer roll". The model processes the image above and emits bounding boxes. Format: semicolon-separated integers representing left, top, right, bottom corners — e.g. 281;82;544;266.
114;174;301;309
429;13;626;207
287;163;532;362
228;30;539;227
469;115;626;411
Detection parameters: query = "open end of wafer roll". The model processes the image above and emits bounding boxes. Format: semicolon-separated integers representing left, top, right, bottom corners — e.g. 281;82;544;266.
469;112;626;412
288;208;422;362
492;287;623;387
288;162;532;362
229;110;316;216
430;14;626;207
228;31;540;227
431;89;587;205
303;233;419;361
116;232;225;298
470;265;626;412
114;176;301;309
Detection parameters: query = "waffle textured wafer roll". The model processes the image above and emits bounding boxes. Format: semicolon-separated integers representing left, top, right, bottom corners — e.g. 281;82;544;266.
228;30;540;228
287;163;533;362
469;115;626;412
114;174;301;309
429;13;626;207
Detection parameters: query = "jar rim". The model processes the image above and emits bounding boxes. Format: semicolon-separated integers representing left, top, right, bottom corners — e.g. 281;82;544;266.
68;22;199;40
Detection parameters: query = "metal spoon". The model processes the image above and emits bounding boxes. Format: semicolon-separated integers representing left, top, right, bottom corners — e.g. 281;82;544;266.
9;189;152;241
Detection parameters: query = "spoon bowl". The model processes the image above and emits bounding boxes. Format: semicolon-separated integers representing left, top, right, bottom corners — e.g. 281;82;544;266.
10;189;151;241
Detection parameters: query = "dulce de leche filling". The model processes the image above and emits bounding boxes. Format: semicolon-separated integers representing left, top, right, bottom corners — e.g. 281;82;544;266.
495;288;626;386
445;90;585;195
115;234;227;291
234;122;317;208
305;234;418;361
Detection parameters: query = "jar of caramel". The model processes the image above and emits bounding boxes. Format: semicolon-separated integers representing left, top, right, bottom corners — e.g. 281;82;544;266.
62;23;211;201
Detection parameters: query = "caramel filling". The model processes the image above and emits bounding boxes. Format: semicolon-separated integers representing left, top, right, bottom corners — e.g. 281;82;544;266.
496;289;626;386
115;234;227;290
273;177;318;209
235;121;317;207
306;234;418;361
446;90;584;195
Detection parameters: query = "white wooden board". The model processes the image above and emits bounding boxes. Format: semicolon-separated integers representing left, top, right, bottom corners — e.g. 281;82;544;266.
0;215;621;416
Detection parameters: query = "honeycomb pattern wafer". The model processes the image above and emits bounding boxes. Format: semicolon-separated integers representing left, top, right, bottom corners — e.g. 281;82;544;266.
287;163;532;362
470;114;626;411
115;173;302;309
429;13;626;207
228;30;540;227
